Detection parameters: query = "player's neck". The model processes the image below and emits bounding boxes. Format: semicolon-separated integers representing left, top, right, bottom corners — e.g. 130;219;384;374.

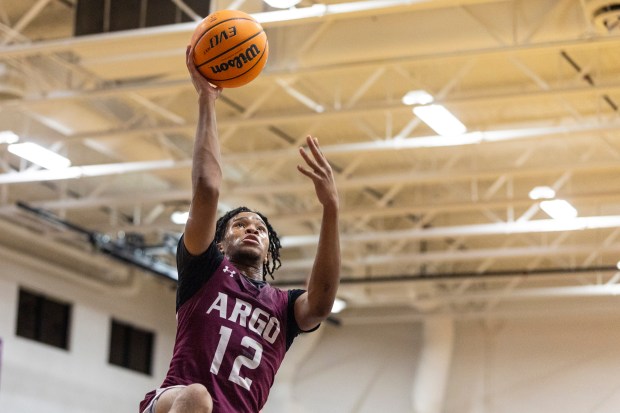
230;259;264;282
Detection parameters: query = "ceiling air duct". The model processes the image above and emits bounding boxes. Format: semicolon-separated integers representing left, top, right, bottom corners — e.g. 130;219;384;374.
585;0;620;33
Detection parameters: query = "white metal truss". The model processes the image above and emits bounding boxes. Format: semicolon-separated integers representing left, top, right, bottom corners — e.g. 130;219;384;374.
2;0;620;319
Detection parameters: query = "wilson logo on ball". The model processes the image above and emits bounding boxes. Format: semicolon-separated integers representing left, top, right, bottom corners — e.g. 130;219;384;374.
209;44;261;74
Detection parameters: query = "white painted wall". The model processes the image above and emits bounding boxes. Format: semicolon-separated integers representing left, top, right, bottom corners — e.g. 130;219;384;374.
444;314;620;413
274;308;620;413
265;322;422;413
0;247;176;413
3;244;620;413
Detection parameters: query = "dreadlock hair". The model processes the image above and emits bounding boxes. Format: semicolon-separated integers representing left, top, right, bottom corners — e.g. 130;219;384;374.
214;206;282;281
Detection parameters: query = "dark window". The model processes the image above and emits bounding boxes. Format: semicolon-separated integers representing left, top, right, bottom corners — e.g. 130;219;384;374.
74;0;106;36
109;319;154;375
74;0;213;35
16;289;71;350
109;0;142;32
145;0;177;27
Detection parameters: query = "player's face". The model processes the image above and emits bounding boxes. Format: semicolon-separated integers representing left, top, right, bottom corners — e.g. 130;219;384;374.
221;212;270;263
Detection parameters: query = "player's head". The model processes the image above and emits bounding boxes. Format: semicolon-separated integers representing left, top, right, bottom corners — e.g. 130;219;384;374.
214;206;282;280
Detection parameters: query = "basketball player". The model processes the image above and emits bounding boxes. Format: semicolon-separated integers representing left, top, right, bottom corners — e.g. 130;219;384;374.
139;45;341;413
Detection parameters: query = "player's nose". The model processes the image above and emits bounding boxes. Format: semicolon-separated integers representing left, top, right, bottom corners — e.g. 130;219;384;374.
245;224;259;234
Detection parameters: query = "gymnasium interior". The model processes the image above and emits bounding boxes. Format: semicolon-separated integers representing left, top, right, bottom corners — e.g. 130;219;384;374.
2;0;620;412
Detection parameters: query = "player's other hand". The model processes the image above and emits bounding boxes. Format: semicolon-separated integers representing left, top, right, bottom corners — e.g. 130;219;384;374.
297;136;339;210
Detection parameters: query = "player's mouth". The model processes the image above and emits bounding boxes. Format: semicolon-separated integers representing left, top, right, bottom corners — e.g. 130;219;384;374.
242;235;260;244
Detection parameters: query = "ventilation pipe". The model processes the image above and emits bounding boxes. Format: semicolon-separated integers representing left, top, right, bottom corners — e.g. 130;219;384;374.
584;0;620;33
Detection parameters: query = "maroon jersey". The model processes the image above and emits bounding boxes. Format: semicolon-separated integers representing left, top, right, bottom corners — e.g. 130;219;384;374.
140;240;305;413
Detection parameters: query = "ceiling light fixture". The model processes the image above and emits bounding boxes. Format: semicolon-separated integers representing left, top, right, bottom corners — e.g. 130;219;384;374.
0;130;19;144
540;199;578;220
263;0;302;9
8;142;71;170
529;186;556;200
331;297;347;314
254;4;327;23
402;90;434;106
413;104;467;136
171;210;189;225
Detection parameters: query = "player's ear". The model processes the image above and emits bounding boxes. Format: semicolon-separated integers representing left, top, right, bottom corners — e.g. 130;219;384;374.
217;242;224;253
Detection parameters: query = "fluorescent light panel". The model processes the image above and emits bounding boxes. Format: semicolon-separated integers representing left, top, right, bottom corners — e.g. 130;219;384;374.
264;0;302;8
8;142;71;170
255;4;327;22
540;199;577;220
254;1;416;24
413;104;467;136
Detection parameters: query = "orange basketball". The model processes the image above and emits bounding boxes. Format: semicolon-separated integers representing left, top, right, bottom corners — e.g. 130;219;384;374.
191;9;269;88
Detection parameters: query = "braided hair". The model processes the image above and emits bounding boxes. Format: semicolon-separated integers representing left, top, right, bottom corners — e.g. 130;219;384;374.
214;206;282;280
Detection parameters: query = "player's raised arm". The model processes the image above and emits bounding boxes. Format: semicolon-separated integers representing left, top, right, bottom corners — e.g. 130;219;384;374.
294;136;341;331
183;45;223;256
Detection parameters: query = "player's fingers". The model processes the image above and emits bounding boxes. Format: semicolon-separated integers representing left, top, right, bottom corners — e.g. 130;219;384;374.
306;136;322;160
186;47;201;76
298;146;320;171
308;135;324;155
297;164;319;180
185;45;192;67
307;136;332;172
303;139;331;175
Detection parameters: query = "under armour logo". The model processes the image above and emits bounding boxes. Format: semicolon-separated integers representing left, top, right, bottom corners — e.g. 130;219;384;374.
223;266;236;277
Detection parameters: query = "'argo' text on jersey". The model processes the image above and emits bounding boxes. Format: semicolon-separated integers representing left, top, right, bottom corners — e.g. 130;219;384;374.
206;292;280;344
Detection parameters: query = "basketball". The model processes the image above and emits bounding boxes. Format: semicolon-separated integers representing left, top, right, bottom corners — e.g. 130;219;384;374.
190;9;269;88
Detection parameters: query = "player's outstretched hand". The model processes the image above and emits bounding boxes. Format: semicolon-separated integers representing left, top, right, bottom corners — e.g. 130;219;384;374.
186;45;222;101
297;136;339;210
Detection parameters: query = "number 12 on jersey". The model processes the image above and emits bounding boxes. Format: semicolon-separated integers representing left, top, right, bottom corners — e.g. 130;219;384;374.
210;326;263;390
